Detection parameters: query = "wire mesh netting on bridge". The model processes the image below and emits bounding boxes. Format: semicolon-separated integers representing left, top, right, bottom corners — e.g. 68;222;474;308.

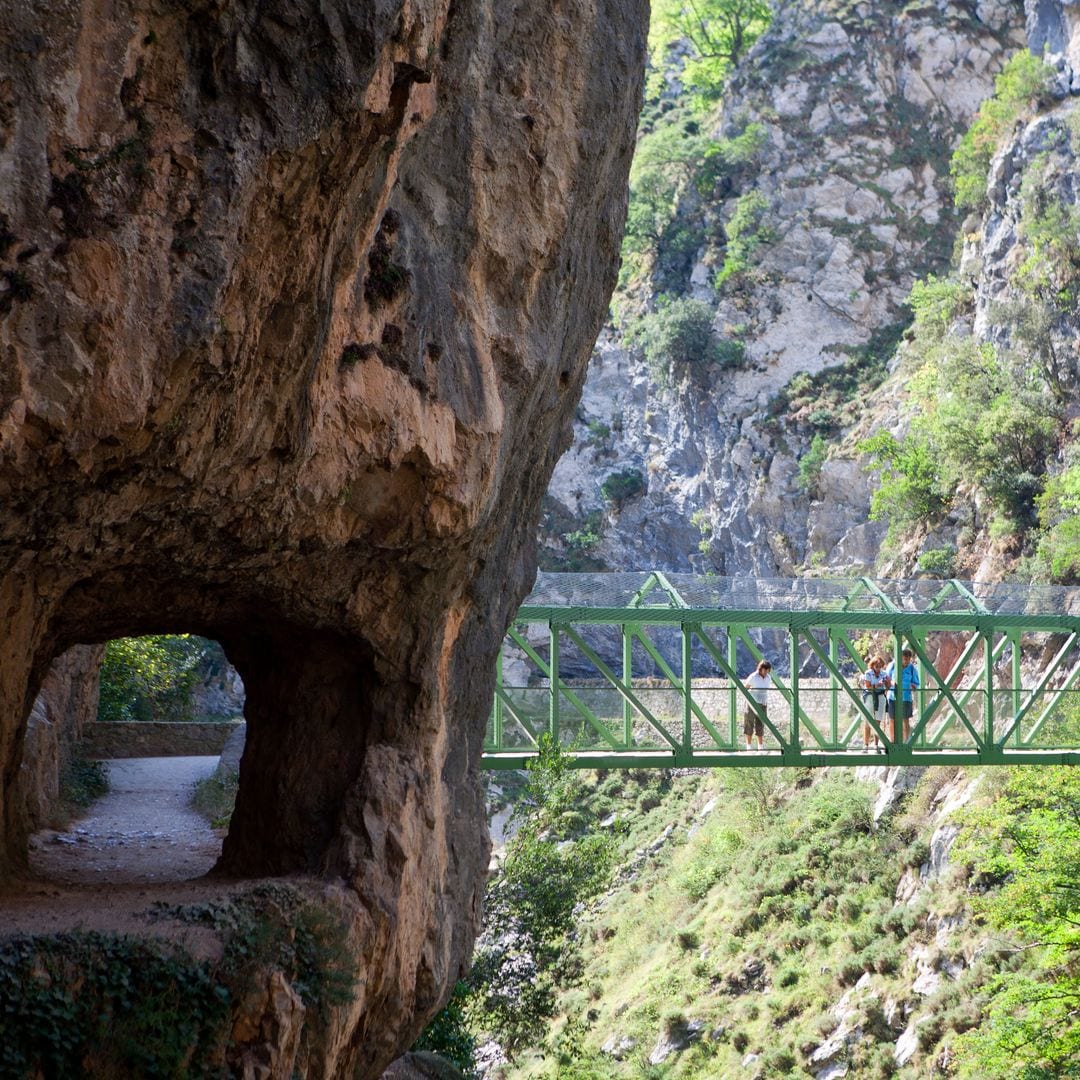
483;572;1080;769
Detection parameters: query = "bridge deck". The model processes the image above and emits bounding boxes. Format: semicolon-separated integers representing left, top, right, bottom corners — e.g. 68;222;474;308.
482;572;1080;769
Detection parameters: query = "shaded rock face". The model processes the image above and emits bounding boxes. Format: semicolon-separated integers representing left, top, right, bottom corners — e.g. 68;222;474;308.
0;0;646;1072
17;644;104;832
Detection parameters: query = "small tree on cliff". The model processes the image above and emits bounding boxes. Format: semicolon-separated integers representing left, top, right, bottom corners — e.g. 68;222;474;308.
414;737;617;1065
651;0;772;102
97;634;214;723
469;736;617;1054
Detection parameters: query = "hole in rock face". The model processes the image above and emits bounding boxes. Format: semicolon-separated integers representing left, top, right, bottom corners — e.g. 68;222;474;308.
18;606;377;889
29;634;245;887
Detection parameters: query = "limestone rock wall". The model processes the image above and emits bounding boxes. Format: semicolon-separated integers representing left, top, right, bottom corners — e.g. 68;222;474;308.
542;0;1025;577
0;1;646;1074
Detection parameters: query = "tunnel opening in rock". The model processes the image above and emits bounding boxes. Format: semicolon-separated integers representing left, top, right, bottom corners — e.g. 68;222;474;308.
16;611;382;886
24;633;243;886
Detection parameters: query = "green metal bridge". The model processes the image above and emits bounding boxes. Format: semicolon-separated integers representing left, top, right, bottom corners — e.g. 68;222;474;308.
482;572;1080;770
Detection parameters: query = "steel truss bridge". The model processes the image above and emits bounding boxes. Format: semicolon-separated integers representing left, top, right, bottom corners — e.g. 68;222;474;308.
482;572;1080;770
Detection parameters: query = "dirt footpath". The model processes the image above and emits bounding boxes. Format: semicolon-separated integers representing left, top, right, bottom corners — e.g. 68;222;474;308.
29;756;222;886
0;757;275;940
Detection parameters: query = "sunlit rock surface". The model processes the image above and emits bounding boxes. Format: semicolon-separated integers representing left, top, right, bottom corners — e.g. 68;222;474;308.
543;0;1025;577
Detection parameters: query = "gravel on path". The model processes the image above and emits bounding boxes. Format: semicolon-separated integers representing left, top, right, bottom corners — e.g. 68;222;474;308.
28;755;223;886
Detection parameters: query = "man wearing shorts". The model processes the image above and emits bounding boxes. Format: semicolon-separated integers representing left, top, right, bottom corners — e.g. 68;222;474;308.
886;649;919;743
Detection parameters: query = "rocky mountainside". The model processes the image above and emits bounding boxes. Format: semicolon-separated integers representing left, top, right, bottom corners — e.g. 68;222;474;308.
541;0;1055;579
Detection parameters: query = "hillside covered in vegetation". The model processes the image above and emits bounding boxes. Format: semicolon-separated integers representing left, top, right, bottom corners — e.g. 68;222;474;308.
423;748;1080;1079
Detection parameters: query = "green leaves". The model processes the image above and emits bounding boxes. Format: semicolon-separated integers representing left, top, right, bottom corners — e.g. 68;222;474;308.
859;430;948;531
951;51;1054;210
98;635;217;723
954;768;1080;1076
858;267;1064;538
421;736;619;1063
630;296;743;383
649;0;772;105
716;189;774;285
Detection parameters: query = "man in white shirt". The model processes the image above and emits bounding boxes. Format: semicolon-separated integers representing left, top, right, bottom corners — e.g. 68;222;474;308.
743;660;773;750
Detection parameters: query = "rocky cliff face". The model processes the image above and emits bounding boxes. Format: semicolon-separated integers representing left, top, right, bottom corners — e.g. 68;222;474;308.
0;1;645;1074
542;0;1026;577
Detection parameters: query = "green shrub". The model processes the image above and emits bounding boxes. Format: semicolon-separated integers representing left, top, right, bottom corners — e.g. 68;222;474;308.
59;756;109;811
650;0;771;104
411;982;478;1077
0;932;230;1078
563;509;605;552
798;434;829;496
585;420;611;446
98;635;219;723
601;468;646;508
631;297;740;379
951;51;1054;209
0;886;355;1078
676;930;700;952
917;545;957;578
776;964;799;988
717;189;775;284
908;274;973;335
859;430;948;533
191;769;239;829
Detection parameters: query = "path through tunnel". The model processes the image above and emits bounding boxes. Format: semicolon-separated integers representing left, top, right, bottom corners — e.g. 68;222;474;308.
6;592;393;885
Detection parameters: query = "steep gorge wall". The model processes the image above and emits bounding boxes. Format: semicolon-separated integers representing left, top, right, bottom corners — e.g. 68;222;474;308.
0;1;646;1073
542;0;1027;577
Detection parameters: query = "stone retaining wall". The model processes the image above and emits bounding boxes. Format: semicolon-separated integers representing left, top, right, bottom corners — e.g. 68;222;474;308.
80;721;242;759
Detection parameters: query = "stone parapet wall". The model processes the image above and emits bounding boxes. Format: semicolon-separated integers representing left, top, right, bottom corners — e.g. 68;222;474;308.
80;722;242;760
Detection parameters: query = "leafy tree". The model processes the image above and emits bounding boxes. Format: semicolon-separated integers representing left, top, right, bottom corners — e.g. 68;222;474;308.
466;737;618;1055
410;982;478;1077
917;544;958;579
98;634;215;723
717;188;775;284
631;296;741;380
954;767;1080;1076
413;739;617;1065
859;430;948;533
914;337;1058;521
600;468;646;508
797;433;829;496
622;117;717;284
992;168;1080;406
858;271;1062;536
650;0;772;103
1033;460;1080;583
907;274;973;336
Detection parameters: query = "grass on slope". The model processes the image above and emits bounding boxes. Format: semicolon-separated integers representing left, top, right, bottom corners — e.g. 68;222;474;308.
500;766;1018;1080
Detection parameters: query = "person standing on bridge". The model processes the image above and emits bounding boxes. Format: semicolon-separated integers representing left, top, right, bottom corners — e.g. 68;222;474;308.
743;659;773;750
860;655;890;749
886;649;919;743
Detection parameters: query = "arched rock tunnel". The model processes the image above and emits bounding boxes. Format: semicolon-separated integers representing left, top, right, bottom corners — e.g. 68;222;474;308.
0;0;647;1073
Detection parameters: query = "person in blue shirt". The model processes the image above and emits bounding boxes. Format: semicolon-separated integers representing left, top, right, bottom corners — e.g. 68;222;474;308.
886;649;919;743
